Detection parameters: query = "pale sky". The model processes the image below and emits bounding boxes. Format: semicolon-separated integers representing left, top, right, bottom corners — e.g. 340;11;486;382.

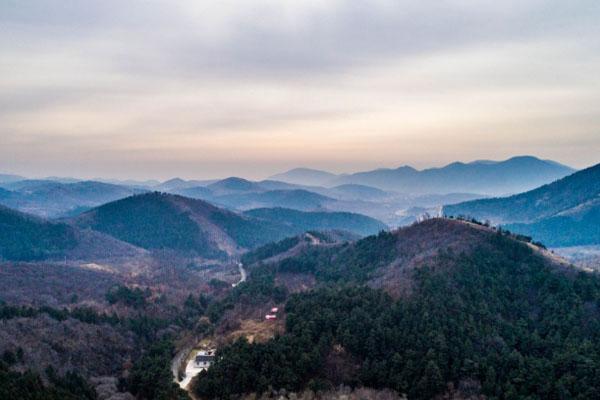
1;0;599;180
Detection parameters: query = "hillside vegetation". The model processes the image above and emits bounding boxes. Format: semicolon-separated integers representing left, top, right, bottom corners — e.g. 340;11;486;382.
196;224;600;400
0;205;77;261
71;193;386;259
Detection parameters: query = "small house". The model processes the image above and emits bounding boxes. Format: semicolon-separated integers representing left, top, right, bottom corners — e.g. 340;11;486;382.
195;350;215;369
270;307;279;313
265;314;277;320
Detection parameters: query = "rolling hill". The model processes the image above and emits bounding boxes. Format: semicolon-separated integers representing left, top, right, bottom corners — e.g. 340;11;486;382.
443;163;600;247
70;193;387;258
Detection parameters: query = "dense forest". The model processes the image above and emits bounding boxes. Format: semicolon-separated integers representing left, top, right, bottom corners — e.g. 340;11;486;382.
75;192;224;258
196;234;600;399
0;205;77;261
0;360;97;400
274;230;399;283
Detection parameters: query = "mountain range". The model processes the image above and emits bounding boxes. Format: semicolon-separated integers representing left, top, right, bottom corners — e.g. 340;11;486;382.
444;163;600;247
271;156;575;195
0;156;572;226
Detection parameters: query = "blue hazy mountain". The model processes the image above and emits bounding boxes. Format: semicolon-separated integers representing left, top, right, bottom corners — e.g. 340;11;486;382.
329;156;575;195
444;163;600;247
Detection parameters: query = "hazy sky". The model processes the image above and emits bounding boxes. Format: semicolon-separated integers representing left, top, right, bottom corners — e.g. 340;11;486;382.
2;0;600;180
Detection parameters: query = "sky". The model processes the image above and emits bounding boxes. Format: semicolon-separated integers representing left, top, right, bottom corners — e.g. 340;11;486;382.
1;0;600;180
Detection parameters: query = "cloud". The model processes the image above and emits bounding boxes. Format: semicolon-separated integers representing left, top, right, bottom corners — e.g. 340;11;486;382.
1;1;599;179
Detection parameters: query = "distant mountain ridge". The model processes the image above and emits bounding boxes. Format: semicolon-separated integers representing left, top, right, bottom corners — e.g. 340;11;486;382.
269;168;338;186
443;163;600;247
0;180;144;217
329;156;575;195
269;156;575;195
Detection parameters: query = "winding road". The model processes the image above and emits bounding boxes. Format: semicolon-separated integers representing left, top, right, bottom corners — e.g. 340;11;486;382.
173;261;247;391
232;262;246;287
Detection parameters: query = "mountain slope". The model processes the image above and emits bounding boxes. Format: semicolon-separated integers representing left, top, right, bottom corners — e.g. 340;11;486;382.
0;205;143;261
243;218;567;296
0;205;77;261
331;156;574;195
504;198;600;247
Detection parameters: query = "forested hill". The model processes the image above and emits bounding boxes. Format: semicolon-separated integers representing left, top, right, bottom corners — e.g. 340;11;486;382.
242;217;562;296
195;219;600;400
0;205;143;261
71;192;276;258
0;205;77;261
70;193;387;259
